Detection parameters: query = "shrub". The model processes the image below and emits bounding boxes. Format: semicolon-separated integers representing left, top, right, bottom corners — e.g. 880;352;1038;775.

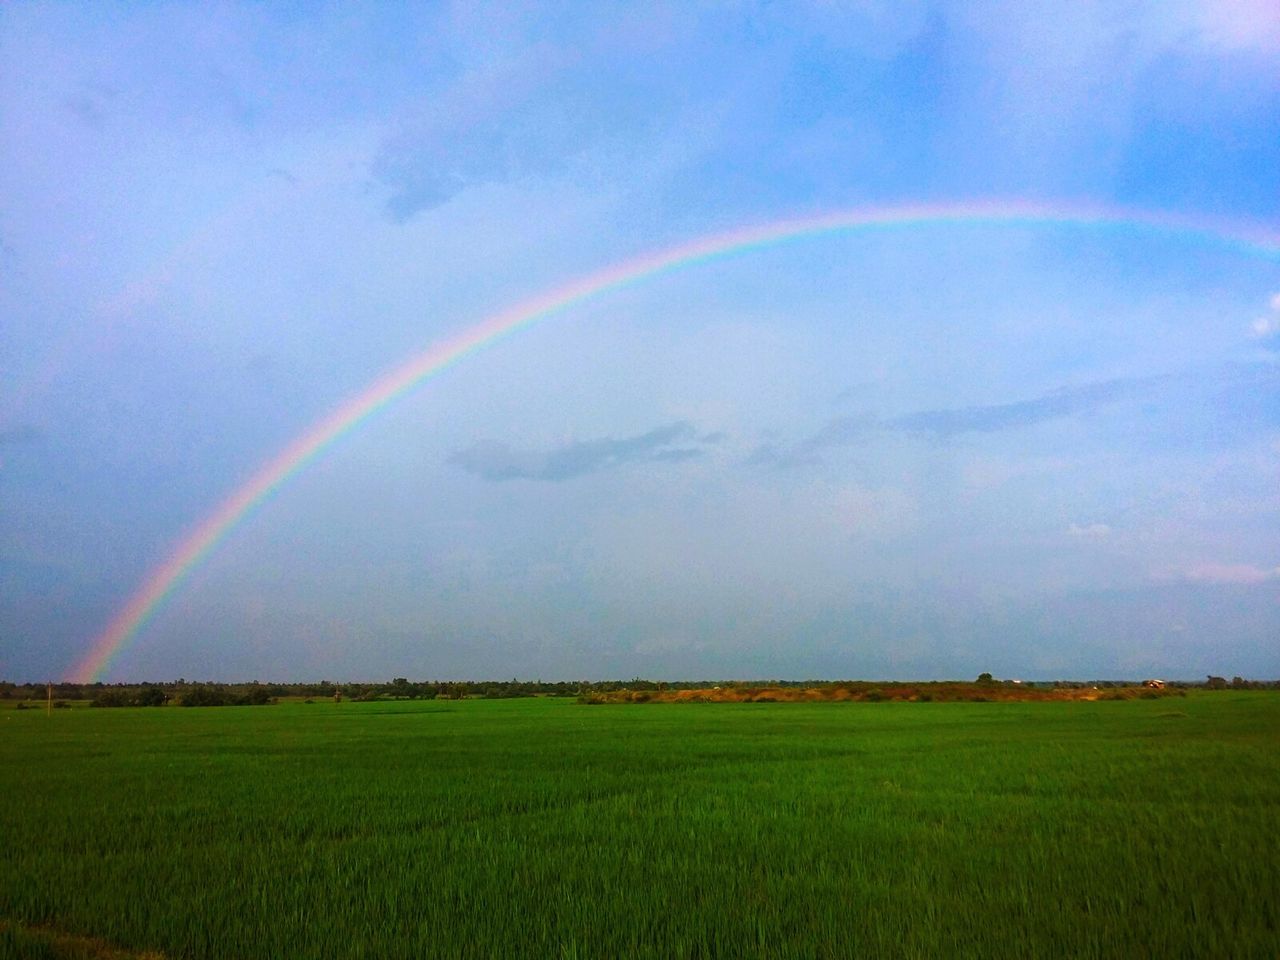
91;689;131;708
180;685;229;707
238;687;272;706
92;687;168;707
135;687;168;707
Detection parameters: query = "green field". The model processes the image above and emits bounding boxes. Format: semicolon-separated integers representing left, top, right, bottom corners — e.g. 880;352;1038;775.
2;695;1277;958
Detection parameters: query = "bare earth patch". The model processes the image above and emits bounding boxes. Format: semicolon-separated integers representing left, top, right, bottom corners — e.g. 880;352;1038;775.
578;682;1181;704
0;919;166;960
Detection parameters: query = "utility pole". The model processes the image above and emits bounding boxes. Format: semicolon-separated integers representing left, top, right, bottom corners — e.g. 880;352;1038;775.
46;681;52;717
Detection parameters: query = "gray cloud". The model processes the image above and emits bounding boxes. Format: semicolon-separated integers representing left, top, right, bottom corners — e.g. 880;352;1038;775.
62;82;115;131
743;441;822;470
371;53;579;221
751;377;1159;468
889;377;1152;438
745;414;876;468
807;413;880;447
375;124;518;222
449;421;707;482
649;448;705;464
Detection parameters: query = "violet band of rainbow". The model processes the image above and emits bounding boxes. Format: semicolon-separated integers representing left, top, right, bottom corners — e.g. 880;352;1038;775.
70;200;1280;682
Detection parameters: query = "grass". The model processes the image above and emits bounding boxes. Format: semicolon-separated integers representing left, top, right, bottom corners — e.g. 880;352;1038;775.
1;694;1277;958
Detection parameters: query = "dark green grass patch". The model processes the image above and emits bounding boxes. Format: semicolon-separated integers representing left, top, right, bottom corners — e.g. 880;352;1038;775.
2;695;1277;958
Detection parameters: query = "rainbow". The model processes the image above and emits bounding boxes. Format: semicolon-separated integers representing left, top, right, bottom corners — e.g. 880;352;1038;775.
69;199;1280;682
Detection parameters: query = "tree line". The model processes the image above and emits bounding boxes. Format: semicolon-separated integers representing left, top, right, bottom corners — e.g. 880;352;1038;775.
2;674;1277;708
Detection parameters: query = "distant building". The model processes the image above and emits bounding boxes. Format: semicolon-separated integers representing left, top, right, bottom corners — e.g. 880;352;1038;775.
1142;679;1165;689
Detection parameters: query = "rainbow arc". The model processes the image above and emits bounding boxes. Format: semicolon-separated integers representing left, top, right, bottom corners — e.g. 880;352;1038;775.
70;200;1280;682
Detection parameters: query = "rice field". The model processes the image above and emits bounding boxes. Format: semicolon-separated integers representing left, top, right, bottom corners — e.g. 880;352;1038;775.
2;693;1277;958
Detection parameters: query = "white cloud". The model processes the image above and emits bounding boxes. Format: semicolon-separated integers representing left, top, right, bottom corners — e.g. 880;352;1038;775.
1251;293;1280;339
1175;0;1280;53
1253;316;1279;339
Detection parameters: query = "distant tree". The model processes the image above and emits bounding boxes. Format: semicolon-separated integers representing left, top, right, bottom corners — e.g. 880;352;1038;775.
180;685;228;707
135;686;168;707
239;686;271;706
1206;676;1228;690
91;689;131;708
977;672;994;685
389;677;412;699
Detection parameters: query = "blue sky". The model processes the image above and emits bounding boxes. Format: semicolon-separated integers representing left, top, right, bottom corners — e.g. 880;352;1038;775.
2;1;1278;682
